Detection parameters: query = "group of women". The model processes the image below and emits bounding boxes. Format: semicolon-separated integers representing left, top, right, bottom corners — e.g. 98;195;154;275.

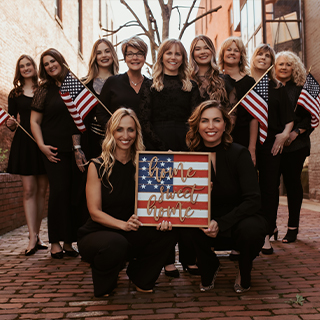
6;33;312;296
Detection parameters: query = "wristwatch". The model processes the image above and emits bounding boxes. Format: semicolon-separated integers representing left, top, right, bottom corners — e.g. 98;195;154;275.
294;128;300;135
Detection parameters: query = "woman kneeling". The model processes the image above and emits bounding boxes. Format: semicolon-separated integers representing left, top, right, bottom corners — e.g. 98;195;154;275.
186;100;268;293
78;108;175;297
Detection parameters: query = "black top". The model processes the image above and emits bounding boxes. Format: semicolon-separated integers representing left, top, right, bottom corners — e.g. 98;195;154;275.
139;74;201;151
200;143;261;237
7;92;46;175
97;72;151;128
77;158;136;239
31;84;79;152
222;74;256;148
283;80;312;153
259;80;295;150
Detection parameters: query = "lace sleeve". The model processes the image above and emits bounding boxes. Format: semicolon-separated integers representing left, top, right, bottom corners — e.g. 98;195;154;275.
30;86;48;112
139;81;166;151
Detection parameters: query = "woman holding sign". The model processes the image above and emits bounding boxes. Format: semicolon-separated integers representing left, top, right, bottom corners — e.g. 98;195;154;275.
250;44;294;254
186;100;267;293
30;48;81;259
6;54;48;256
77;108;175;297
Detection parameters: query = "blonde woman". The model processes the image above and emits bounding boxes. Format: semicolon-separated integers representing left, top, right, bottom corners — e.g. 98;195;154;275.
275;51;310;243
6;55;48;255
189;35;228;105
250;44;294;254
77;108;175;297
218;37;258;165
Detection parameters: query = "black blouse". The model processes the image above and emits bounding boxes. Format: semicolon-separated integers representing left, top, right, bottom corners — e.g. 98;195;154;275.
97;72;151;127
200;143;261;237
77;158;135;239
31;83;79;152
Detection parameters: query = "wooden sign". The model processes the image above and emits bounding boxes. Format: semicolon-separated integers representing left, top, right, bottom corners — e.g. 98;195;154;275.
135;151;211;227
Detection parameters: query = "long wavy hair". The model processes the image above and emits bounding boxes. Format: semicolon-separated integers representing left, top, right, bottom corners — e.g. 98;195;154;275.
11;55;38;97
250;44;278;84
98;108;145;192
152;39;192;92
186;100;233;151
39;48;68;86
218;37;249;74
189;35;228;104
275;51;306;86
85;38;119;84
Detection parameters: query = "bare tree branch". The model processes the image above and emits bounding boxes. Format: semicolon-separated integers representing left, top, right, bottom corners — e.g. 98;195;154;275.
179;5;222;39
143;0;161;46
102;21;139;35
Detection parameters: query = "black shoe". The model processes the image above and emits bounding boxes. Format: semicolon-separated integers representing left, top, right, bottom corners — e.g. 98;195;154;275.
282;228;298;243
63;247;79;257
51;251;64;259
270;228;278;241
182;265;201;275
164;268;180;278
25;246;37;256
37;241;48;250
261;246;273;255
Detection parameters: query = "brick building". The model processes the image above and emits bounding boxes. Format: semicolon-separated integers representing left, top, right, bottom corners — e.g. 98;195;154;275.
0;0;114;234
195;0;320;201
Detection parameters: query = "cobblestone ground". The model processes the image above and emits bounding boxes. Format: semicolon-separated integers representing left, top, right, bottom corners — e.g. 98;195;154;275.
0;199;320;320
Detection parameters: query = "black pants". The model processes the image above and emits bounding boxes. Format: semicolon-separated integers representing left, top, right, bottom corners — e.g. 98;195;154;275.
42;152;79;243
190;215;267;289
78;227;176;297
257;149;282;235
280;147;309;228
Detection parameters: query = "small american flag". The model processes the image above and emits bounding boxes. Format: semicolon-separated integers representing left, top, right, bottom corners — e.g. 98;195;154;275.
59;72;98;132
240;74;269;144
136;152;210;227
0;109;10;127
297;73;320;128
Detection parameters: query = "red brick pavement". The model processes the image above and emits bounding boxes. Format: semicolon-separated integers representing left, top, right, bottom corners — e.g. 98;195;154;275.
0;200;320;319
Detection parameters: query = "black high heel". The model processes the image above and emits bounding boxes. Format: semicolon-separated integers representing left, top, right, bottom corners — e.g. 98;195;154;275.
270;229;278;241
36;235;48;250
282;228;298;243
25;236;38;256
182;264;201;275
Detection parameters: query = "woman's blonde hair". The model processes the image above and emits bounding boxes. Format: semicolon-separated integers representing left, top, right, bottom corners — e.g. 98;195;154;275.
152;39;192;92
121;36;148;59
275;51;306;86
189;35;228;104
218;37;249;74
11;54;38;97
250;44;278;84
85;38;119;84
186;100;233;151
98;108;145;191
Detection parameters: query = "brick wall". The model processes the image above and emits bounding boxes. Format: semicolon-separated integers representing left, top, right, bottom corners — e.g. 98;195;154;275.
304;1;320;201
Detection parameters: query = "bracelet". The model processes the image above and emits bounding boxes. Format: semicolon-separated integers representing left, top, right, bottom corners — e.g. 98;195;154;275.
73;145;81;150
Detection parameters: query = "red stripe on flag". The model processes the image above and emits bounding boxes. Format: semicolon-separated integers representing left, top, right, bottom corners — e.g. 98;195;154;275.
174;154;209;162
138;216;209;226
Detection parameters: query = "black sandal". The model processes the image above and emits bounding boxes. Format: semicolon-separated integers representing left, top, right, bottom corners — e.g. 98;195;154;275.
282;228;298;243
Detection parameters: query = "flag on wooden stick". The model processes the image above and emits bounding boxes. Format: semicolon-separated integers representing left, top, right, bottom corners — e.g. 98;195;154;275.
240;73;269;144
59;72;99;132
297;73;320;128
0;109;10;127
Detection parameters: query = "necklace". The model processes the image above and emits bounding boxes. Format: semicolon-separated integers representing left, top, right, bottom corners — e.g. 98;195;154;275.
129;76;143;86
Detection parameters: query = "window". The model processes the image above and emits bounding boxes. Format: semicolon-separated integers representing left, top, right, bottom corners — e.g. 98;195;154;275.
78;0;83;55
228;5;234;36
55;0;62;24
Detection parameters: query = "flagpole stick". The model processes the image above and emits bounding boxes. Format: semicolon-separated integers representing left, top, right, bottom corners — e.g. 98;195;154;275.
1;107;36;143
228;65;274;115
63;63;112;116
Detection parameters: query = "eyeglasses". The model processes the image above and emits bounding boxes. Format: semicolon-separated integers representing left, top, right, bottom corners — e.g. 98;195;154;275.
125;52;145;58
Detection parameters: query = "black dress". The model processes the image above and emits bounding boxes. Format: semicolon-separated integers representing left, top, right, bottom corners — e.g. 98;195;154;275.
7;92;46;175
97;72;151;128
31;83;81;243
280;80;312;228
256;80;295;234
77;159;176;297
189;143;267;289
139;74;201;151
221;74;256;148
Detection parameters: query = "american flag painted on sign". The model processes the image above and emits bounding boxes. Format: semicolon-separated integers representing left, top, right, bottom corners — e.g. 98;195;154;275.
0;109;10;127
240;73;269;144
59;72;99;132
135;152;210;227
297;73;320;128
